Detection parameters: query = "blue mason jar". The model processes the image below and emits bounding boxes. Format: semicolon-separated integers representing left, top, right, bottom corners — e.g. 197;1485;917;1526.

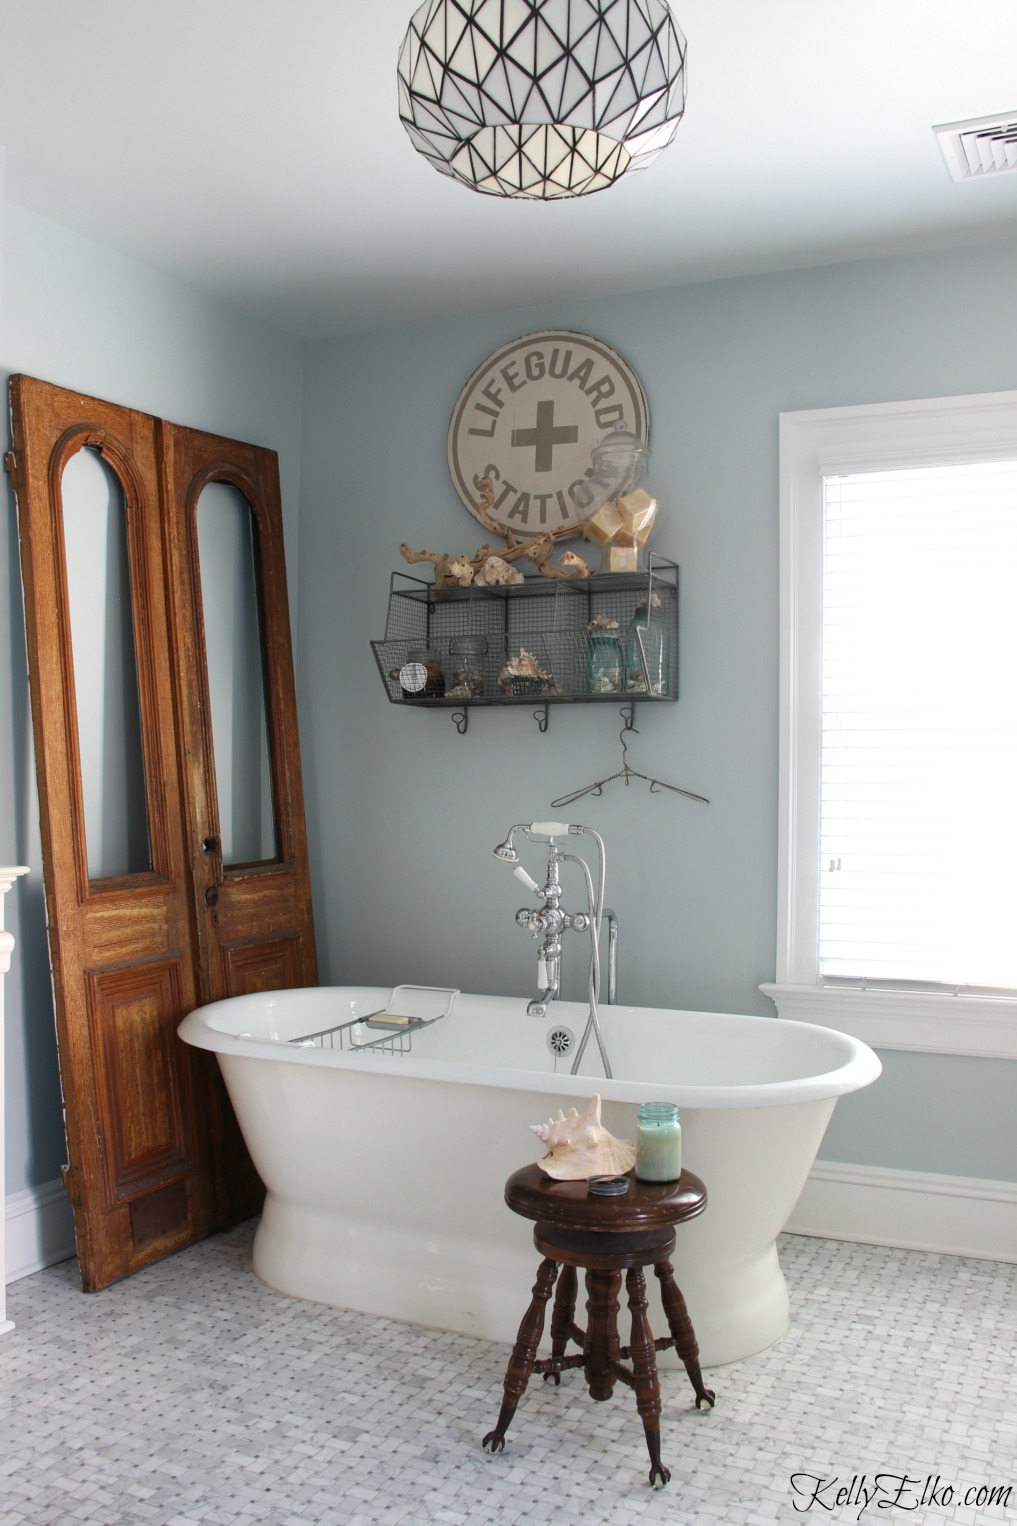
586;632;623;694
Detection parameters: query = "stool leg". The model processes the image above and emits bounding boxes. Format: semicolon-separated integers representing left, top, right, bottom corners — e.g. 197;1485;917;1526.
543;1262;578;1385
654;1260;716;1410
626;1267;670;1488
584;1267;622;1401
482;1256;558;1454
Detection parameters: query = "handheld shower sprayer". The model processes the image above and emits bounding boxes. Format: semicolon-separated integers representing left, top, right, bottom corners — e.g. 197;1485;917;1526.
491;829;522;864
491;822;575;895
490;822;575;860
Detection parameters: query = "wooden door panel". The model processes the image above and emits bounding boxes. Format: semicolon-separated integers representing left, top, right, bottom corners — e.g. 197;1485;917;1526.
220;930;307;996
78;884;179;964
129;1181;193;1250
85;958;199;1201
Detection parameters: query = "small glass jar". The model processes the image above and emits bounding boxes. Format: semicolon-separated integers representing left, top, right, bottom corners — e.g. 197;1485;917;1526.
585;632;623;694
634;1101;682;1182
448;634;487;696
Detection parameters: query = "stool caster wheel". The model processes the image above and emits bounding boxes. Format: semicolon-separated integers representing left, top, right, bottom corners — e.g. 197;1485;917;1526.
649;1463;671;1489
696;1389;716;1410
482;1431;506;1454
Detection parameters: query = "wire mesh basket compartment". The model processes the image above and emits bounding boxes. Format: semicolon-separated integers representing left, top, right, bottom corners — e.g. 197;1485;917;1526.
370;560;678;710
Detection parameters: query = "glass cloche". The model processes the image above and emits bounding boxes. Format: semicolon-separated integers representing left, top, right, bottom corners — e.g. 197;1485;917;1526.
577;430;661;573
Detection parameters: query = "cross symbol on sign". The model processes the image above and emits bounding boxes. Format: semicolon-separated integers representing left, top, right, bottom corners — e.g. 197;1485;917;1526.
511;400;579;473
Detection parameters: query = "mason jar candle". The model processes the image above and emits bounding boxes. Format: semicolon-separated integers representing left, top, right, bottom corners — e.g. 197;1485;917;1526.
634;1101;682;1182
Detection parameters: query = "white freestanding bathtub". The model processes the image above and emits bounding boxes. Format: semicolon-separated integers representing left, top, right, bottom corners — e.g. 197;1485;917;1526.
179;986;880;1367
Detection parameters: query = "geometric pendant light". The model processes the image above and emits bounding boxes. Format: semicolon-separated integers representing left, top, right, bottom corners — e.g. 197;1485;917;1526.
397;0;688;200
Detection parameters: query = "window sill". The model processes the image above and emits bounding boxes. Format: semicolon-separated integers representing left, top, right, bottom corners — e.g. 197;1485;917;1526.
759;983;1017;1060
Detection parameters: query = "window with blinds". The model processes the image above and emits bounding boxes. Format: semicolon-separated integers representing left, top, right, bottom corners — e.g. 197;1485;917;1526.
820;459;1017;990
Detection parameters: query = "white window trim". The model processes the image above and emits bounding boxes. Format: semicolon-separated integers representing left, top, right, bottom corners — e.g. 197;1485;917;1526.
763;389;1017;1060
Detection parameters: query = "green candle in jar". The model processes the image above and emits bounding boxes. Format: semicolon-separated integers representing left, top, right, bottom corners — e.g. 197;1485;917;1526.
634;1101;682;1182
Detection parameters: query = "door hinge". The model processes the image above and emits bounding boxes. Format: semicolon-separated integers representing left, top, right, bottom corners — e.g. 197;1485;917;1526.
61;1162;84;1207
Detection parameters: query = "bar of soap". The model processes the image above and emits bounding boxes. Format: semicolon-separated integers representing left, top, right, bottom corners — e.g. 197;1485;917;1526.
614;488;658;548
603;544;640;573
585;499;625;546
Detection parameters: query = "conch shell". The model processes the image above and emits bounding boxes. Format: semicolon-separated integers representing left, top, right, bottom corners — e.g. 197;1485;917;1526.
498;647;553;691
530;1093;635;1181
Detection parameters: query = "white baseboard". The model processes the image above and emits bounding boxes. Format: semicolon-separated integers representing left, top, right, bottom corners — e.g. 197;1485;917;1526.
5;1162;1015;1290
5;1179;76;1284
788;1159;1017;1263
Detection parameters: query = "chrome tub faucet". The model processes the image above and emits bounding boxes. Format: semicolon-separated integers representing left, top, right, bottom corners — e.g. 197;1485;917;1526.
491;821;615;1076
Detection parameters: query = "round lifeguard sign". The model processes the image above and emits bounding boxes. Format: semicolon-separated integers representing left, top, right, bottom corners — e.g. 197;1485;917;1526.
448;330;649;541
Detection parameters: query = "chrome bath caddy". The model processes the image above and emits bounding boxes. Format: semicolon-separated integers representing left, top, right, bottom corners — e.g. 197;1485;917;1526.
289;985;459;1056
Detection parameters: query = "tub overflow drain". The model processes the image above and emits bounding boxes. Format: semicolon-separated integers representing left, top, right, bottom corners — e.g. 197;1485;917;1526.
546;1025;575;1057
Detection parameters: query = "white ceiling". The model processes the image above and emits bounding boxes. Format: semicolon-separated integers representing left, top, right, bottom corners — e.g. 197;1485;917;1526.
1;0;1015;340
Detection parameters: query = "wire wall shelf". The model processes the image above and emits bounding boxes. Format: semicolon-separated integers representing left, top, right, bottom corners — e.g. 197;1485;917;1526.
370;557;678;732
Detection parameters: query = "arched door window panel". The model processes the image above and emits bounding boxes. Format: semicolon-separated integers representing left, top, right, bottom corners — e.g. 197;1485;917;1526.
195;481;278;868
61;445;151;880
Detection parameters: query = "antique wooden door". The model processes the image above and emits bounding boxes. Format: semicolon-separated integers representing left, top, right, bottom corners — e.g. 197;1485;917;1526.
159;422;318;1225
159;422;317;1003
6;375;316;1289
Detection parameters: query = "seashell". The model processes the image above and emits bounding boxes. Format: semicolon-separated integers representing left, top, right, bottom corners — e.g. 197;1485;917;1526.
447;555;475;586
476;554;524;586
498;647;552;689
587;612;619;631
530;1093;635;1181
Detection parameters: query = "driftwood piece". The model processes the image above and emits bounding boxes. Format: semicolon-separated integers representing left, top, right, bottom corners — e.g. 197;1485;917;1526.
398;474;591;588
399;541;454;588
529;544;591;581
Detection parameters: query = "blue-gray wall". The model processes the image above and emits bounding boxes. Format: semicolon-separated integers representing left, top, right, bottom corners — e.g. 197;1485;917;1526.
296;242;1017;1183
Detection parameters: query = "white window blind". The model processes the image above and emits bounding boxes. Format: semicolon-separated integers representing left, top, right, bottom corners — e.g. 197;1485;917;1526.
820;458;1017;990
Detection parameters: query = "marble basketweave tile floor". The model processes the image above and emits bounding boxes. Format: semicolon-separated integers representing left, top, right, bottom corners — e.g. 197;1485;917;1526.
1;1224;1014;1526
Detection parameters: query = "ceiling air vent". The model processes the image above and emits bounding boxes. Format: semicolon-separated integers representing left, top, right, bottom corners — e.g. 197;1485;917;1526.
933;113;1017;181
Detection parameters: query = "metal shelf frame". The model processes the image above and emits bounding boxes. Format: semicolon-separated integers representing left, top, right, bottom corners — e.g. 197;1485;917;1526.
370;556;678;733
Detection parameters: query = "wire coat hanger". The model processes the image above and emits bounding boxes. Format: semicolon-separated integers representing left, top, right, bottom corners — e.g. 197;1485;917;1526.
550;706;709;809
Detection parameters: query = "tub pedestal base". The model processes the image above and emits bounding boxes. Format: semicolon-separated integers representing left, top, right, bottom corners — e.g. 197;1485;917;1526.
252;1186;793;1369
